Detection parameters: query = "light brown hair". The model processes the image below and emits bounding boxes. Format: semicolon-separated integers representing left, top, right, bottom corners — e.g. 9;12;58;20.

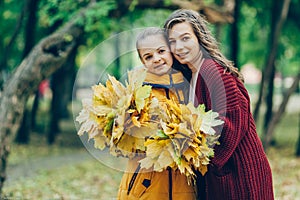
164;9;244;82
136;27;167;60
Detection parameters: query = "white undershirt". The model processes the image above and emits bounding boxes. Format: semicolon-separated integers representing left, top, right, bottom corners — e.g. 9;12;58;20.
188;58;205;104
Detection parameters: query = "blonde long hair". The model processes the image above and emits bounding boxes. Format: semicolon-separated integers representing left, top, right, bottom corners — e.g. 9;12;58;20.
164;9;244;82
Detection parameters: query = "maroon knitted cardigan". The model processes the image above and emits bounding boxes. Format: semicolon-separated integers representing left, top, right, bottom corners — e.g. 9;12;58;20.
194;59;274;200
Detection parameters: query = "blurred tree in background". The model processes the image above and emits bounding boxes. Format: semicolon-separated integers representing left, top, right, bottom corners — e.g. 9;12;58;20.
0;0;299;194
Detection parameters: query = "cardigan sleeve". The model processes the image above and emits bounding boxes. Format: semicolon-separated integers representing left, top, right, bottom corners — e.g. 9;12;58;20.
197;60;250;171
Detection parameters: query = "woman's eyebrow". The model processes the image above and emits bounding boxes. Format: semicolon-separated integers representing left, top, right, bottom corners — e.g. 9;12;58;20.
169;33;190;39
180;33;190;37
157;46;167;49
141;52;151;58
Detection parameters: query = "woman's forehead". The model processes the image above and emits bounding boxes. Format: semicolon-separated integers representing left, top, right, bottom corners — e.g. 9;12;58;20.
138;35;168;49
168;22;194;38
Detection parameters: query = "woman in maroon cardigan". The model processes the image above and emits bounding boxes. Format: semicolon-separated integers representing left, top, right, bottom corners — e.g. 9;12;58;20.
164;9;274;200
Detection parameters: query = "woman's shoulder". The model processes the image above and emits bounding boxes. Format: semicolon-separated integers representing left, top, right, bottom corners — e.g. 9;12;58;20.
200;59;225;76
198;59;228;86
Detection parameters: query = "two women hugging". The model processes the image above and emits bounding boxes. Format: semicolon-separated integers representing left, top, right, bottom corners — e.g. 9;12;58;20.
77;9;274;200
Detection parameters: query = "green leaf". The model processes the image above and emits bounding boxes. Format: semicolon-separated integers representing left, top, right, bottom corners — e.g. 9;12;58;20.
156;130;169;139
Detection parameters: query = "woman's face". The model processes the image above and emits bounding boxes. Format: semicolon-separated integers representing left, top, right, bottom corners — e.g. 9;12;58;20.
138;35;173;75
138;34;173;76
168;22;201;69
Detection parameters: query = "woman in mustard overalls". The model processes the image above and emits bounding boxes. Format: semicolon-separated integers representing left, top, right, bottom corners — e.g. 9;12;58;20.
117;27;196;200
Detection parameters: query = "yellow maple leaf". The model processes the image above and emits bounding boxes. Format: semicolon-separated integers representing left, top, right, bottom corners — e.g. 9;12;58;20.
134;85;152;113
155;150;175;171
93;133;109;150
105;79;120;106
126;68;147;92
139;156;155;170
177;157;195;177
107;74;126;98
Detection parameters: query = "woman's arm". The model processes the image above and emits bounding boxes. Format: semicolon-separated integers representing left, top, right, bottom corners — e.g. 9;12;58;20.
199;60;250;171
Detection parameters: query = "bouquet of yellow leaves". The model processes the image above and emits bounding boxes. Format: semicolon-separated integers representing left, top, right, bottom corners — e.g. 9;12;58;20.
76;68;223;181
138;99;223;182
76;68;160;158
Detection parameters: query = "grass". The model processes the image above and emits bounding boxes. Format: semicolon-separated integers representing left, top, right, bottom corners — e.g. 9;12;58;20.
1;109;300;199
4;160;122;200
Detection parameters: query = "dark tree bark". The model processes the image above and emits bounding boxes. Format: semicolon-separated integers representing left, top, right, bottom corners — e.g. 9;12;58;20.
253;0;291;123
22;0;39;58
31;90;40;130
15;0;40;144
48;43;79;144
263;64;275;131
297;112;300;157
114;32;121;80
231;0;240;68
263;0;281;134
14;108;31;144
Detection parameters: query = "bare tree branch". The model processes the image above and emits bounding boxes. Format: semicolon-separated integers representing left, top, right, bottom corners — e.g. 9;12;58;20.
263;71;300;149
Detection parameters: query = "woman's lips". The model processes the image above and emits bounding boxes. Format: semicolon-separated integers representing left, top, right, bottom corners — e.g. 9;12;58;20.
176;51;189;59
154;63;165;69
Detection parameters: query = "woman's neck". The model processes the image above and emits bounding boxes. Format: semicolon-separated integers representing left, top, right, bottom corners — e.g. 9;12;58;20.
188;50;204;74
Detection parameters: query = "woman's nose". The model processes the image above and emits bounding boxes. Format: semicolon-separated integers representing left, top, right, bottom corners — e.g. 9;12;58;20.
175;41;184;51
153;53;161;62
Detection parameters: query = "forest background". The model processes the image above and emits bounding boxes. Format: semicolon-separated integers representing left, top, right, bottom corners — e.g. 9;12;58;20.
0;0;299;199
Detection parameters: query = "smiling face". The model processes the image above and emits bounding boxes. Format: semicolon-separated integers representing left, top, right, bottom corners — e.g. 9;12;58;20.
137;34;173;76
168;22;202;71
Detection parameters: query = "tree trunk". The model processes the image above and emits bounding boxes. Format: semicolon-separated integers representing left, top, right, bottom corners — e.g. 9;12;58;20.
31;91;40;131
0;14;84;193
263;0;280;134
48;43;79;144
114;32;121;80
22;0;39;58
15;0;40;144
263;72;300;149
263;65;275;131
253;71;264;122
296;112;300;157
253;0;291;123
231;0;240;68
14;107;31;144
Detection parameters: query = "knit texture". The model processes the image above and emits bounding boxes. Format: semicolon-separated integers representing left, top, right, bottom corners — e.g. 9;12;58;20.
194;59;274;200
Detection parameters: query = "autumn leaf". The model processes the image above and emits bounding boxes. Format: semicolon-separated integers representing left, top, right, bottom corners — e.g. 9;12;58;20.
107;74;126;98
156;130;169;139
127;68;147;92
93;133;109;150
200;110;224;135
135;85;152;113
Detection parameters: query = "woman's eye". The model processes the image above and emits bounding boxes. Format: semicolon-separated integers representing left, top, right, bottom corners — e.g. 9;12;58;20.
182;36;190;41
145;55;152;61
169;40;175;45
158;49;165;54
